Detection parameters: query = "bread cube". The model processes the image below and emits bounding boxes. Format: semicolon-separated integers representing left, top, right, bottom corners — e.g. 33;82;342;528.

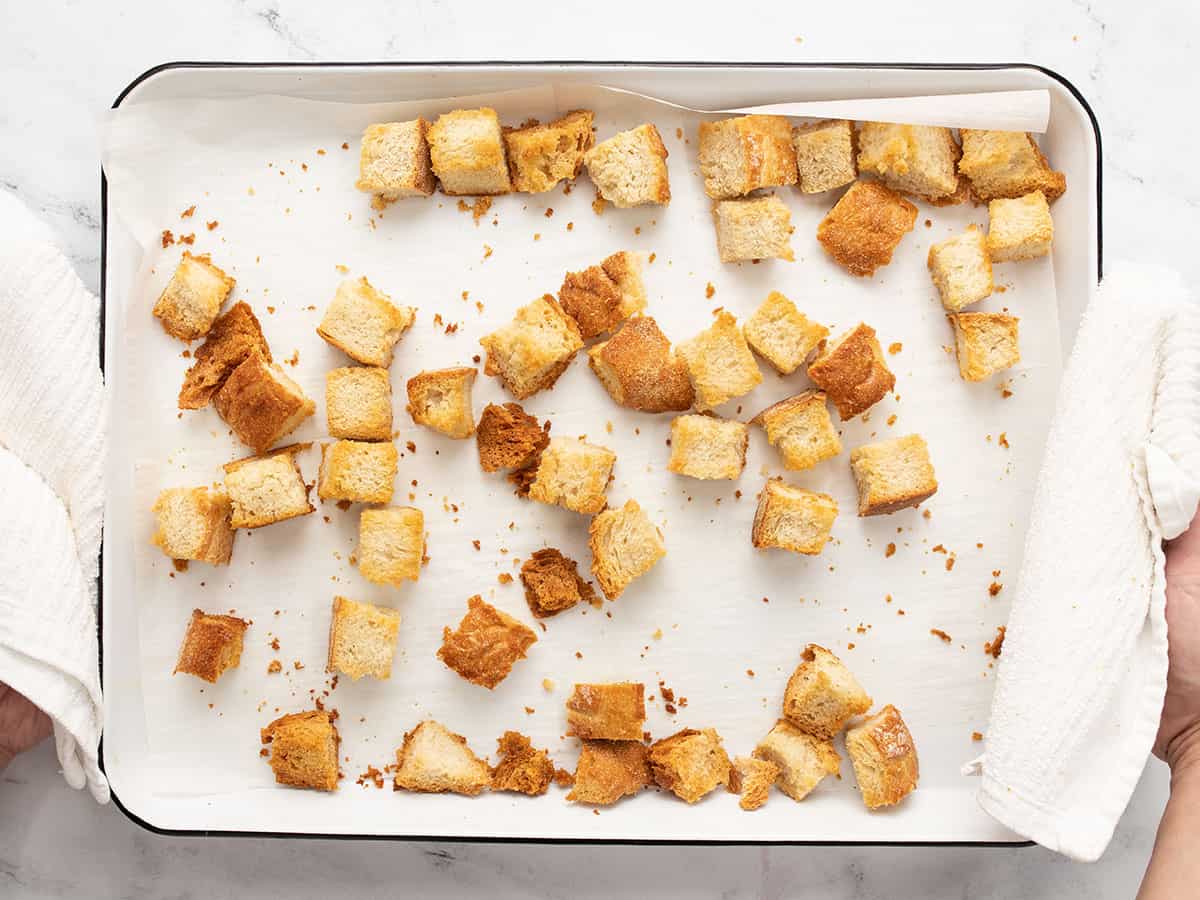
178;301;270;409
523;437;616;515
475;402;549;472
480;295;583;400
589;317;694;413
151;486;234;565
584;124;671;208
729;756;780;811
437;595;537;689
567;739;652;806
857;123;961;201
648;728;731;804
752;391;841;471
753;719;840;801
588;499;666;600
317;440;397;504
667;414;748;480
317;277;415;368
948;312;1020;382
817;180;917;277
927;227;993;312
845;705;919;809
743;291;829;375
806;323;895;420
566;682;646;741
783;644;872;739
260;710;340;792
712;195;795;263
698;115;797;200
959;130;1066;202
677;311;763;411
751;479;838;556
558;250;647;340
326;595;401;681
427;108;511;196
490;731;556;796
357;506;424;586
212;350;315;453
393;720;490;795
325;366;392;441
153;252;235;341
987;191;1053;261
519;547;596;618
849;434;937;516
173;609;247;682
504;109;595;193
355;119;436;205
792;120;857;194
406;367;477;439
222;443;313;528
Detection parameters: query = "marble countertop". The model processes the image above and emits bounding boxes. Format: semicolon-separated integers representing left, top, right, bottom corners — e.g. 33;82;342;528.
2;0;1194;895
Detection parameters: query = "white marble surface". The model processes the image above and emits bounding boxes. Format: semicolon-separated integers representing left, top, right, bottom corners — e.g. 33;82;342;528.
1;0;1195;895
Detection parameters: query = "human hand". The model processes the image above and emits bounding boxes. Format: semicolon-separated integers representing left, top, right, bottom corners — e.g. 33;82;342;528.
1156;507;1200;775
0;682;51;771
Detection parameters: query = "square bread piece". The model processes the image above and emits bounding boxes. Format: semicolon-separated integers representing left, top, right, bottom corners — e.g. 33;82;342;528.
698;114;797;200
519;548;596;618
816;180;918;277
566;682;646;741
260;710;340;792
406;367;477;439
849;434;938;516
357;506;424;586
490;731;556;796
648;728;732;804
178;301;271;409
987;191;1054;261
928;227;993;312
752;391;841;472
213;350;316;453
743;292;829;375
783;644;873;740
152;251;236;341
588;499;666;600
567;739;652;806
676;311;763;412
523;437;616;515
845;705;919;809
326;595;401;681
712;195;795;263
948;312;1021;382
504;109;595;193
393;720;491;795
584;123;671;208
317;277;415;368
151;486;234;565
667;414;749;481
558;250;647;340
317;440;397;504
958;130;1066;202
856;123;961;201
222;443;313;529
173;609;248;682
806;323;895;420
427;108;512;196
480;294;584;400
589;316;694;413
729;756;781;811
437;595;537;689
751;479;838;556
325;366;392;441
355;119;436;203
753;719;841;801
792;120;857;194
475;402;549;472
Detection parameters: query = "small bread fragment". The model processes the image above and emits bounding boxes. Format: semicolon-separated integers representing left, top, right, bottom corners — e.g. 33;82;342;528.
357;506;424;586
948;312;1020;382
667;414;748;480
173;609;248;682
566;682;646;741
845;705;919;809
783;644;872;739
153;251;236;341
151;486;234;565
523;437;616;515
567;739;652;805
317;277;415;368
584;124;671;208
987;191;1053;261
427;107;512;196
212;350;316;452
816;180;918;277
712;195;795;263
490;731;556;796
317;440;397;504
753;719;840;801
927;227;993;312
504;109;595;193
475;402;550;472
588;499;666;600
356;119;436;204
792;120;857;194
856;123;961;201
406;367;477;439
178;301;271;409
437;595;537;689
849;434;938;516
698;115;797;199
326;595;401;681
648;728;731;804
519;548;596;618
393;720;490;795
325;366;392;441
558;250;647;340
752;391;841;471
261;710;340;792
742;292;829;375
222;443;313;528
729;755;781;811
588;317;694;413
480;295;584;400
676;311;763;412
751;479;838;556
806;323;895;420
958;130;1066;202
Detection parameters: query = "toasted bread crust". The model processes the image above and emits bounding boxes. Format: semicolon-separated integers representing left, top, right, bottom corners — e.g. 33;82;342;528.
806;323;895;420
566;682;646;741
393;720;491;795
475;402;550;473
173;609;248;682
959;130;1066;202
222;443;314;528
178;302;271;409
816;181;917;277
406;367;477;439
849;434;938;516
845;705;919;809
153;252;236;341
490;731;556;795
648;728;732;803
213;351;315;452
782;644;873;739
588;316;694;413
437;595;537;689
480;295;584;400
261;710;340;792
698;115;798;199
519;548;596;618
588;499;666;600
567;739;652;805
729;756;780;811
504;110;595;193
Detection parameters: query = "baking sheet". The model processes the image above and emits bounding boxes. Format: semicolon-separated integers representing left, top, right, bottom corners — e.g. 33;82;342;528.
101;80;1062;838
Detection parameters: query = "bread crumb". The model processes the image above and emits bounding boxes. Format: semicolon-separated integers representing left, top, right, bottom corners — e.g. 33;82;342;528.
267;660;282;674
885;543;896;558
206;220;219;231
592;190;607;215
648;252;656;264
483;244;494;259
179;233;195;245
972;731;984;742
652;628;663;640
524;706;535;715
498;573;513;584
888;342;902;354
998;432;1010;449
984;626;1006;658
886;414;897;426
161;230;174;248
989;581;1003;596
542;678;555;691
930;629;952;643
705;282;715;299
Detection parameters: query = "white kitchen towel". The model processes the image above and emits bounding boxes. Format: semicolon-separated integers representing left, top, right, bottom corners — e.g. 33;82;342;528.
0;189;107;802
972;260;1200;861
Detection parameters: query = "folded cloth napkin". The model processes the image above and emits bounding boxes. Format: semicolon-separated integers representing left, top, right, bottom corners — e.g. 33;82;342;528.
0;190;107;802
971;260;1200;861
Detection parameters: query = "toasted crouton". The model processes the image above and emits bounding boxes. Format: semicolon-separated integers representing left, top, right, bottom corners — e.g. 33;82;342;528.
584;124;671;208
326;595;401;681
712;195;795;263
317;440;397;504
948;312;1020;382
357;506;424;586
325;366;392;441
356;119;436;204
698;115;797;199
589;317;694;413
317;277;415;368
427;108;511;196
845;705;919;809
504;110;595;193
406;367;477;439
393;720;491;795
173;609;247;682
153;252;235;341
480;295;584;400
849;434;937;516
806;323;895;420
558;250;647;339
667;414;748;480
753;719;840;801
222;443;313;528
752;479;838;556
648;728;731;803
151;486;234;565
743;292;829;375
567;739;652;805
178;302;271;409
212;350;315;453
729;756;780;811
677;311;763;411
987;191;1053;261
490;731;556;796
927;227;993;312
566;682;646;741
437;595;537;689
783;644;872;739
475;402;549;472
588;499;666;600
857;123;961;201
519;548;596;618
523;437;616;515
816;180;918;277
261;710;340;791
752;391;841;471
792;120;857;193
958;130;1066;202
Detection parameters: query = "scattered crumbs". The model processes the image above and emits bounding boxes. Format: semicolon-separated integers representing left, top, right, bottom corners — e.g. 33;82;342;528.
457;199;471;214
356;766;385;789
544;208;554;218
972;731;985;742
267;660;282;674
735;490;742;500
648;252;656;264
1002;388;1014;399
285;350;299;367
634;226;641;236
762;596;769;604
472;197;492;223
575;651;583;659
206;220;219;231
592;191;607;215
317;148;327;155
533;233;541;241
161;230;174;248
336;500;352;511
888;342;903;355
335;264;350;274
406;441;417;453
524;706;535;715
248;187;255;196
260;748;270;757
542;678;555;691
270;637;280;651
676;127;683;139
652;628;663;640
847;643;856;650
179;233;195;245
472;355;481;364
922;509;932;520
483;244;494;259
172;559;189;573
267;306;276;315
746;669;755;678
341;142;349;150
885;594;892;603
566;222;574;231
705;282;715;299
932;544;947;554
930;629;952;643
885;542;896;558
998;432;1010;449
985;626;1007;658
498;573;513;585
946;555;956;571
322;516;330;524
472;540;481;550
886;414;897;427
977;542;984;549
924;219;932;228
989;581;1003;597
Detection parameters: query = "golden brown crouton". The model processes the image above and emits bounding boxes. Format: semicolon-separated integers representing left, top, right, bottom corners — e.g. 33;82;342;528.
406;367;477;439
958;130;1066;202
519;548;596;618
584;124;671;207
783;644;872;739
317;277;415;368
558;250;647;340
742;291;829;375
173;609;247;682
261;710;340;792
317;440;397;504
222;443;313;528
428;108;512;196
948;312;1021;382
648;728;731;803
751;479;838;556
588;316;694;413
212;350;316;453
357;506;424;586
752;391;841;471
845;705;919;809
475;402;550;472
712;195;795;263
667;414;749;481
729;755;780;811
857;123;961;201
490;731;556;795
151;486;234;565
849;434;938;516
588;499;666;600
326;595;401;681
753;719;840;801
792;120;857;193
153;252;235;341
928;227;993;312
677;311;763;412
987;191;1054;261
480;295;584;400
504;110;595;193
437;595;537;689
178;301;271;409
566;682;646;741
356;119;436;204
567;739;652;805
393;720;491;795
524;437;616;515
325;366;392;441
698;115;797;199
816;180;918;277
806;323;895;420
